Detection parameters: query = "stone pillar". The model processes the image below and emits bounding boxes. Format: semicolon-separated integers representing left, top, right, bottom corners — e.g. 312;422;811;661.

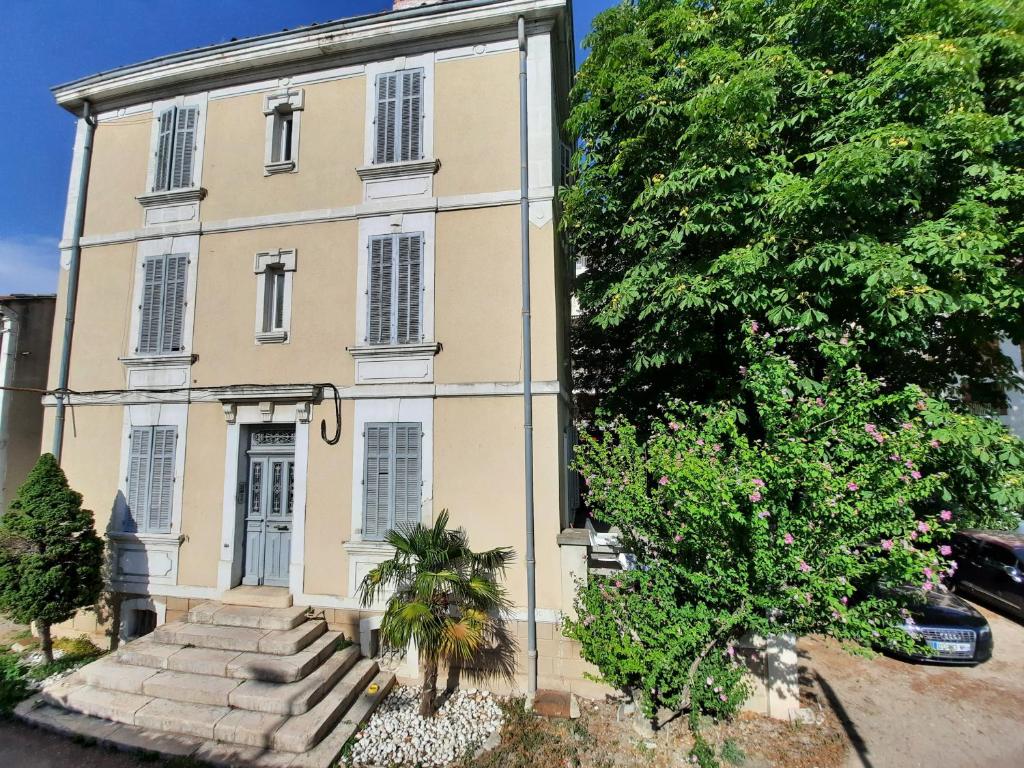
737;632;801;720
556;528;591;621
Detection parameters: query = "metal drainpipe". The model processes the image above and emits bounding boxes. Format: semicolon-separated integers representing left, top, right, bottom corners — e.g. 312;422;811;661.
53;100;96;464
518;14;538;701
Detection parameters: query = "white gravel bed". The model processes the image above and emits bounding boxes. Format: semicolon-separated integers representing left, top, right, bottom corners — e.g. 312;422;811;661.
348;686;504;767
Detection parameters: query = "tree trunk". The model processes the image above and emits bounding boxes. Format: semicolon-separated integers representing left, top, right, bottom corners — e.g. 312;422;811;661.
419;659;438;718
39;621;53;664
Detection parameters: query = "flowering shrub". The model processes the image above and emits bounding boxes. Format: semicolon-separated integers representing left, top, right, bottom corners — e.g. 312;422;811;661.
564;330;1023;723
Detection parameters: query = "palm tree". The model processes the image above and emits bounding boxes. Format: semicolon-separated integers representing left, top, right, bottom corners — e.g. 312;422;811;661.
358;509;514;717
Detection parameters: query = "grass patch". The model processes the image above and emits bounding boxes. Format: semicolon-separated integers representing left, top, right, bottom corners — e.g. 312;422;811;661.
454;699;585;768
0;652;30;716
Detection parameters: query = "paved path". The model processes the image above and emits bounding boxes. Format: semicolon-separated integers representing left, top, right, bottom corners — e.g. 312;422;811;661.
0;720;154;768
802;601;1024;768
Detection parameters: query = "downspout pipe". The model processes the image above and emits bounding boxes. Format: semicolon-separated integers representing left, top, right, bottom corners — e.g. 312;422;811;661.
518;15;538;701
52;100;96;464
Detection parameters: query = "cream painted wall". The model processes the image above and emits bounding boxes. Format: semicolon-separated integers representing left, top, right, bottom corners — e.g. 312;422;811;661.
190;222;357;388
41;406;124;538
433;394;564;611
434;207;559;384
47;244;135;392
201;78;365;222
177;403;227;588
303;399;356;596
83;115;150;237
433;52;520;198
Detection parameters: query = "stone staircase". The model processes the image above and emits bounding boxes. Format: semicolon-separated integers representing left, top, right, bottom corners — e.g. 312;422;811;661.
15;601;396;767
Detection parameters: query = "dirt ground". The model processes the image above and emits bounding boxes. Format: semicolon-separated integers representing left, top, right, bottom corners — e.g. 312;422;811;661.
802;601;1024;768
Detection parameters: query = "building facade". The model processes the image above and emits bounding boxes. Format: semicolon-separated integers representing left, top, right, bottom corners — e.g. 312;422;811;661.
0;295;56;512
46;0;597;692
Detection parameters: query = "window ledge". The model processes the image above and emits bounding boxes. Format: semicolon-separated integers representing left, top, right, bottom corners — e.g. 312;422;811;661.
343;539;395;556
109;532;184;546
347;342;440;360
264;160;296;176
256;330;289;344
136;188;207;208
119;353;196;369
356;158;440;181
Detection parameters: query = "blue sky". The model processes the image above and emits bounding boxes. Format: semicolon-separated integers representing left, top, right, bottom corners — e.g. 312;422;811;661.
0;0;609;295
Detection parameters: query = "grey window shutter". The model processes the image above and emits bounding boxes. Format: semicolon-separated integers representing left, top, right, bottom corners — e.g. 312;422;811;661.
400;70;423;162
162;254;188;352
148;426;176;533
393;423;422;530
367;236;393;345
396;234;422;344
138;257;165;355
363;424;391;541
154;108;176;192
374;73;398;164
170;106;198;190
126;427;153;532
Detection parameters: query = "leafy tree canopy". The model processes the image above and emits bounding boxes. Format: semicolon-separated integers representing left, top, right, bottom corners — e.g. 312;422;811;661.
564;0;1024;415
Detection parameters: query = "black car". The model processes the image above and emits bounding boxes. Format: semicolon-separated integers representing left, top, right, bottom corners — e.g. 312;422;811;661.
889;587;993;665
951;529;1024;620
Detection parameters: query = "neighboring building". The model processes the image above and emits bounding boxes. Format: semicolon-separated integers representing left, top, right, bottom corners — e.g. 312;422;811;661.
46;0;594;693
0;295;56;512
999;339;1024;440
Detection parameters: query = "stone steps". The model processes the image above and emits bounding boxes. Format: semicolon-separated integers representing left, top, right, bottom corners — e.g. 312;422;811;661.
152;617;326;655
20;601;398;766
117;630;342;683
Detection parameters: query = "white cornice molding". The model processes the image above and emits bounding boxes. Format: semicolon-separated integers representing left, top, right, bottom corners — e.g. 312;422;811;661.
136;188;207;208
42;380;564;406
119;354;196;369
347;342;441;359
52;0;566;112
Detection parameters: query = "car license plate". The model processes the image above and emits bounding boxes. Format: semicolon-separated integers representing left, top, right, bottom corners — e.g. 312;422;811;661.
929;640;972;653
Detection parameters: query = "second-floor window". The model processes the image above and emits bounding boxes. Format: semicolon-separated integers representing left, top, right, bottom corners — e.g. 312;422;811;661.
263;266;286;334
374;69;423;164
153;106;199;192
125;425;177;534
367;233;422;345
138;254;188;355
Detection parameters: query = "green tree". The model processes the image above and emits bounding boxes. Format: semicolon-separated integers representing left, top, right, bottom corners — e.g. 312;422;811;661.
0;454;104;663
566;330;1021;732
357;510;514;717
564;0;1024;416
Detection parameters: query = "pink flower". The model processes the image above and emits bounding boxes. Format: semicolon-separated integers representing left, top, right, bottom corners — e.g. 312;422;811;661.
719;694;728;702
751;321;760;333
799;561;811;573
922;581;933;591
726;645;735;657
615;580;623;588
939;545;952;556
939;509;952;521
752;478;765;488
784;533;795;545
881;539;894;551
847;482;859;492
910;470;922;480
923;567;933;579
929;439;940;448
674;534;683;543
659;476;669;485
889;454;901;462
696;438;705;446
815;397;825;406
910;531;918;540
739;366;748;376
712;443;722;452
841;596;848;605
669;421;680;431
758;509;770;518
750;491;763;502
706;676;714;686
902;422;913;431
917;521;930;533
904;459;914;468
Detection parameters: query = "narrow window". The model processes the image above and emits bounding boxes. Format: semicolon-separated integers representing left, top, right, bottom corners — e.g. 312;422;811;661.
363;422;421;541
153;106;198;192
271;108;294;163
263;266;286;333
126;425;177;534
366;233;422;345
374;69;423;164
137;254;188;355
263;91;303;173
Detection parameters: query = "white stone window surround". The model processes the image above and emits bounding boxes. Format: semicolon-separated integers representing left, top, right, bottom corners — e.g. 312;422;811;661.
350;213;437;384
121;235;199;390
217;400;312;597
253;248;297;344
137;93;209;216
263;89;304;175
110;402;189;589
344;397;433;599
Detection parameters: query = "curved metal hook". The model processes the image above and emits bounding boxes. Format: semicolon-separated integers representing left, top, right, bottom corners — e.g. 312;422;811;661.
320;383;341;445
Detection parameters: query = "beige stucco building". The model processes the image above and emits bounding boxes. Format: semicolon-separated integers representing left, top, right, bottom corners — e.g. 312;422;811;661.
43;0;601;693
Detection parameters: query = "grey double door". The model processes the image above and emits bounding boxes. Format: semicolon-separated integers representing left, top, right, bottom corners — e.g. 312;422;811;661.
242;451;294;587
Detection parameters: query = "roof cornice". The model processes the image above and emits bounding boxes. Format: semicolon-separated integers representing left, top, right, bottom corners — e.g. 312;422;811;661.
52;0;566;113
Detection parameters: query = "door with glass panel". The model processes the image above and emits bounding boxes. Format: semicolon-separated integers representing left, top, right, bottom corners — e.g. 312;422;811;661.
243;429;295;587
